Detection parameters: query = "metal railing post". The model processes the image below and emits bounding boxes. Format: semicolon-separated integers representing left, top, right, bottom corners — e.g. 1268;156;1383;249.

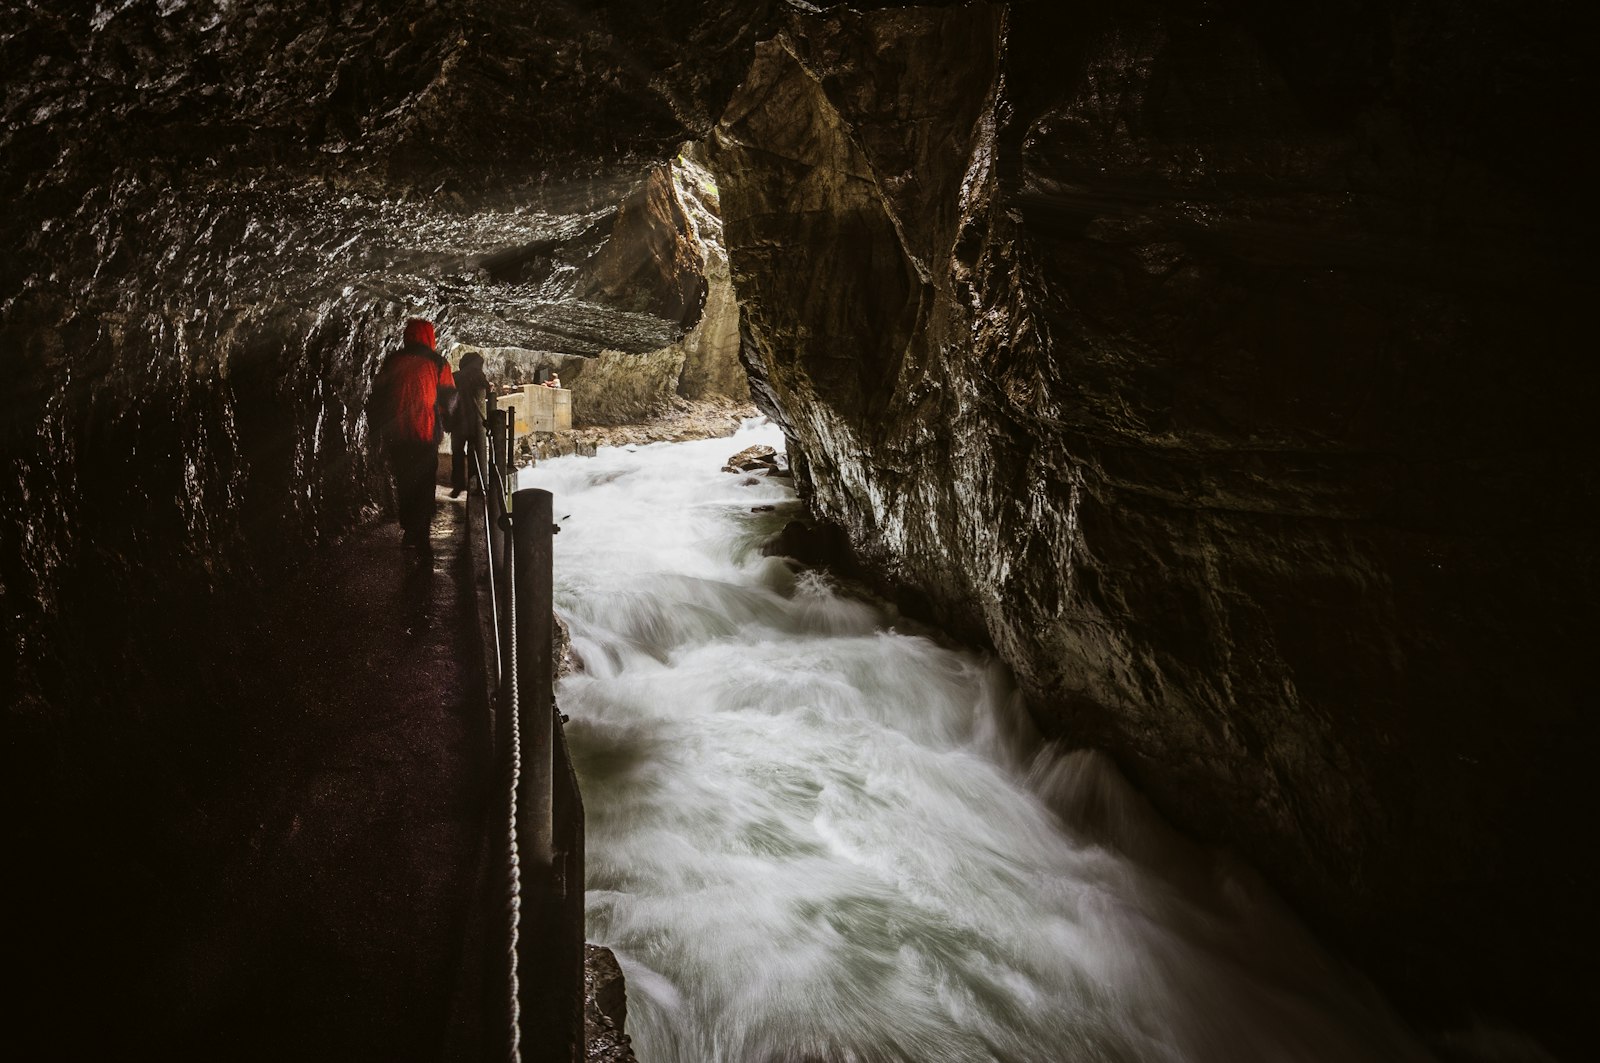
467;402;517;1063
477;391;493;497
488;405;506;491
512;488;555;874
469;419;585;1062
512;487;572;1062
487;408;512;668
502;408;517;494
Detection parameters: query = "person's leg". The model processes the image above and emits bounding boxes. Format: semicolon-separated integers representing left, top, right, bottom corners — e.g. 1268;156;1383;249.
413;441;438;543
389;449;416;542
393;452;415;542
467;429;484;491
450;431;467;495
393;441;434;544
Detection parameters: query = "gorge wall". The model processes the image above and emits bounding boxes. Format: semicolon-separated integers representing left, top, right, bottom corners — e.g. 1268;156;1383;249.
482;152;748;426
710;0;1594;1052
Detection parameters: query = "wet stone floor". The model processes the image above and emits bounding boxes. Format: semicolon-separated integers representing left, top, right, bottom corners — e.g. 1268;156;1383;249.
156;488;489;1062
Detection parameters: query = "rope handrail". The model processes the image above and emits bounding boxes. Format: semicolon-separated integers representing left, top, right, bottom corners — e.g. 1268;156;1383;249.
469;401;584;1063
468;429;522;1063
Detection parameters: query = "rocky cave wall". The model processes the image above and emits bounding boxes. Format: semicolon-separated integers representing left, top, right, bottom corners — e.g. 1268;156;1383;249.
1;0;773;1037
709;0;1594;1051
3;0;772;738
470;152;750;426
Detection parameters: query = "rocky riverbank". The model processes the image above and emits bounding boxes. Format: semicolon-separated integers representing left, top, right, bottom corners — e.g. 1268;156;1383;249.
565;396;759;451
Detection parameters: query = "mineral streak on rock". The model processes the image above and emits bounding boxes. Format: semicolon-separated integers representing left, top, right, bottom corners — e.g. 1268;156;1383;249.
710;0;1594;1050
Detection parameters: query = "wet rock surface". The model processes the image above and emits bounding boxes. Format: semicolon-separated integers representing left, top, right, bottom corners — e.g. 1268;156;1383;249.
437;153;748;426
712;1;1595;1053
723;443;780;473
578;163;708;330
3;0;774;707
567;396;760;450
584;944;638;1063
3;1;773;1056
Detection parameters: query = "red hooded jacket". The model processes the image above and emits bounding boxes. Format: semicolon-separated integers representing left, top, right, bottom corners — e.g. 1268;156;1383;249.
371;320;457;444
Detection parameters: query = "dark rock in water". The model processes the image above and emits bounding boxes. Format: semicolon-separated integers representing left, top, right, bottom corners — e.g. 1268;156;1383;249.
584;944;635;1063
762;518;860;577
554;613;576;680
712;0;1594;1051
751;504;777;513
723;443;779;473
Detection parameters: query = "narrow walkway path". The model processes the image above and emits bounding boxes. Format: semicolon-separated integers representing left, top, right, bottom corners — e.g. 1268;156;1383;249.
162;488;490;1062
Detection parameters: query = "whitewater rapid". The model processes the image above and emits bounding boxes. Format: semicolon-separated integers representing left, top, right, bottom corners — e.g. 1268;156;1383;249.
517;419;1428;1063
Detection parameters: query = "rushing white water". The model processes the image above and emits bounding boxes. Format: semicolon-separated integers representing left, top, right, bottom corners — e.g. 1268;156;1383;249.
519;420;1430;1063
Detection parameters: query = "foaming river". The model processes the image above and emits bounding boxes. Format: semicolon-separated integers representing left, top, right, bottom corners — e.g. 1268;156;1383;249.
518;419;1429;1063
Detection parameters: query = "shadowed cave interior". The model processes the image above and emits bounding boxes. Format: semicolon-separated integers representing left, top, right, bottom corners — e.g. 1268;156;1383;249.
3;1;1594;1060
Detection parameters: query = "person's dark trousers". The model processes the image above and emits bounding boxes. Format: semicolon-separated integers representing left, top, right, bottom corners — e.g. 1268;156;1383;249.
388;439;438;544
450;429;481;493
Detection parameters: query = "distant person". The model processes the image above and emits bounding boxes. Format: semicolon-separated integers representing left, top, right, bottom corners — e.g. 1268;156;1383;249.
369;318;457;555
541;371;561;389
449;351;489;498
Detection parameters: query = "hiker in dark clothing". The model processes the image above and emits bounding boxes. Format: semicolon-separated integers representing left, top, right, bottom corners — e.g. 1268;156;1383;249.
370;318;457;554
449;350;489;498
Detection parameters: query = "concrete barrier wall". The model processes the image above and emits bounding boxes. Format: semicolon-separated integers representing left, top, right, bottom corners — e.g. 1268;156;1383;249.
497;386;573;437
438;387;573;480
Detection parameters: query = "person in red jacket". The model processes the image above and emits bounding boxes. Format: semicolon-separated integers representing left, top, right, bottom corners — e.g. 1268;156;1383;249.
369;318;457;555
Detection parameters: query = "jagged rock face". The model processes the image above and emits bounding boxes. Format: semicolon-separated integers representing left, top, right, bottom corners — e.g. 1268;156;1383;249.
3;0;775;711
566;347;690;426
564;153;751;421
578;164;708;329
671;145;748;402
584;944;637;1063
2;165;691;745
712;0;1593;1049
452;153;749;426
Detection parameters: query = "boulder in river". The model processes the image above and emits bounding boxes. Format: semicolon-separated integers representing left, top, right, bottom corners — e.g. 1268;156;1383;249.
722;443;779;473
584;944;636;1063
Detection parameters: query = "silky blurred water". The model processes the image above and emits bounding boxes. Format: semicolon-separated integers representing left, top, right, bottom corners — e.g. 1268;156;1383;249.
517;419;1429;1063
